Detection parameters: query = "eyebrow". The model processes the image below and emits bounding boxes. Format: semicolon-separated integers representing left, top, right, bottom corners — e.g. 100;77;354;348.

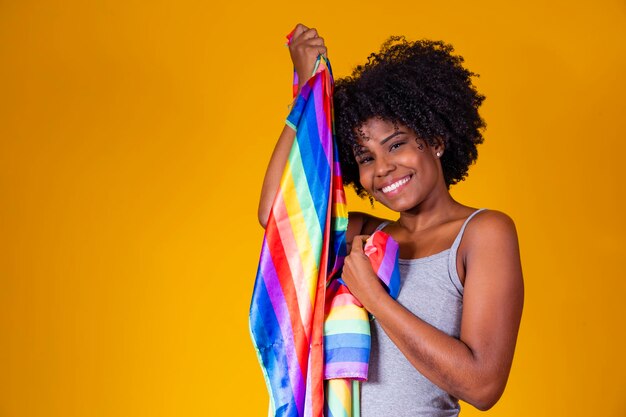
379;130;406;145
354;130;407;156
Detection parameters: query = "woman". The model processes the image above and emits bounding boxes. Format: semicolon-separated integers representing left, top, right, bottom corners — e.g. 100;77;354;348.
258;24;523;416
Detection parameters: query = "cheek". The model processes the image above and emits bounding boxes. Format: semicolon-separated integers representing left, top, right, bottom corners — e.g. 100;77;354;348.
357;165;375;190
357;165;369;185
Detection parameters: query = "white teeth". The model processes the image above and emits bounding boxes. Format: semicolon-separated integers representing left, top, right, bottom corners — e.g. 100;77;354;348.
382;176;410;193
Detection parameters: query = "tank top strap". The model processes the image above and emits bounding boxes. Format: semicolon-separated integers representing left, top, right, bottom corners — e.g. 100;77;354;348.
451;209;487;251
447;208;488;294
374;220;392;232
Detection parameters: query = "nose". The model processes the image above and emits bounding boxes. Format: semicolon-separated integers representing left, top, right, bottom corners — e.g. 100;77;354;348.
375;154;395;177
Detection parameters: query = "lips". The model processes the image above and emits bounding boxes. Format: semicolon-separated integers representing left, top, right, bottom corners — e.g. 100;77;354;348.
379;175;412;194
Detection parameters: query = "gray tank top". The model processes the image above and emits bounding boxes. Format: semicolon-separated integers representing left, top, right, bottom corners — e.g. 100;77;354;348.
360;209;486;417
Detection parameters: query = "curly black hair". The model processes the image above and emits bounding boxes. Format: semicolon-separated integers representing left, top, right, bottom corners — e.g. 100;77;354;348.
334;37;486;198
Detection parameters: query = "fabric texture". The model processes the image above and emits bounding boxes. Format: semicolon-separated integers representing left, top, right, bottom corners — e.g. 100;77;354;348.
249;50;345;417
249;33;402;417
324;231;401;417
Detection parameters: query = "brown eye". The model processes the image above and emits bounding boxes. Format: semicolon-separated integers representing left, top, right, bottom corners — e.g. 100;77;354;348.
390;141;406;151
357;156;373;165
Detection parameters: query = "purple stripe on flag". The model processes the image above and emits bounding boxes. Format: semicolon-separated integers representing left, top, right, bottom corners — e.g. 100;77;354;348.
313;74;331;165
324;361;369;380
260;240;306;415
304;354;313;417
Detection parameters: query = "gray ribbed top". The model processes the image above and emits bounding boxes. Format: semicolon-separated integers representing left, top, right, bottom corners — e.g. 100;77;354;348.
360;209;486;417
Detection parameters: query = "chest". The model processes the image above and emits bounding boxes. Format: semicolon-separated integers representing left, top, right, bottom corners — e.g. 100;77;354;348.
383;220;468;285
390;221;464;259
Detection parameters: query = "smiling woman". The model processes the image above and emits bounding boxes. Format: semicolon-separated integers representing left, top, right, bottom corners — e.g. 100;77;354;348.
257;24;523;417
352;119;445;214
334;37;485;201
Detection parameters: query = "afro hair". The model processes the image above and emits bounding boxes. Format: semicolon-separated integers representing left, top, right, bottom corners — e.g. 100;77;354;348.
334;37;486;198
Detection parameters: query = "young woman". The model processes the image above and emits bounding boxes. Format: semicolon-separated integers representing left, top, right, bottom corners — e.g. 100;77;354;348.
258;24;524;416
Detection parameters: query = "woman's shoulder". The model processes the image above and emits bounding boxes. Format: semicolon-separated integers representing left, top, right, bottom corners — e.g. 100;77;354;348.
462;209;519;251
467;209;517;231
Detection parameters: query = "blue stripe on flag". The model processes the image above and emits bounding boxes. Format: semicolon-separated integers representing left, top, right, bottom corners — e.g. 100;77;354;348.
325;347;371;364
250;275;299;417
324;333;371;349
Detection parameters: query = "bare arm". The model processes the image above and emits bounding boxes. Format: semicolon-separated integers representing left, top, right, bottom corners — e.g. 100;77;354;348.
258;124;296;228
258;23;327;228
342;210;524;410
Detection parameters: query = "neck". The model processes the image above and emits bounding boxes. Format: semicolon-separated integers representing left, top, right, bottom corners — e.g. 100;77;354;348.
396;186;462;233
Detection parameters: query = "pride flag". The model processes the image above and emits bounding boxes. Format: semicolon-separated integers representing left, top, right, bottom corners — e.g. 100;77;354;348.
249;42;401;417
249;51;346;417
323;231;400;417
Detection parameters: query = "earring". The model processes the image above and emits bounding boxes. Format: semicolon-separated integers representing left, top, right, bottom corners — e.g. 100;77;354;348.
436;151;442;157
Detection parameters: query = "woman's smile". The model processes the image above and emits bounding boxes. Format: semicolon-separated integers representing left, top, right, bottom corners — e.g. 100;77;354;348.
379;174;413;195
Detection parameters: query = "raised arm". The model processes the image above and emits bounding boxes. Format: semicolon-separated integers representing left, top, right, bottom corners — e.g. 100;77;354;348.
342;210;524;410
258;24;327;228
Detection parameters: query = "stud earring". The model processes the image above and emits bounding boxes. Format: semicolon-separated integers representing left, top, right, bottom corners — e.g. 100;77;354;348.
436;151;442;157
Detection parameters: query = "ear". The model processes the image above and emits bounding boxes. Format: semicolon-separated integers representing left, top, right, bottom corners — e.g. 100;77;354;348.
432;137;445;158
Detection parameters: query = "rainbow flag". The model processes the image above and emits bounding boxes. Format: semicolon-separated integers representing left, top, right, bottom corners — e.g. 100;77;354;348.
249;50;346;417
323;231;400;417
249;39;401;417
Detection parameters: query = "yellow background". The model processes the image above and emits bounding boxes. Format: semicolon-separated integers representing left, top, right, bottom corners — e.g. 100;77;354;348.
1;0;625;416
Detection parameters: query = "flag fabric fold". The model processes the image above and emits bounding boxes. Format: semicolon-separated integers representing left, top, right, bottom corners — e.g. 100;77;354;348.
323;231;400;417
249;50;341;417
324;232;400;380
249;38;401;417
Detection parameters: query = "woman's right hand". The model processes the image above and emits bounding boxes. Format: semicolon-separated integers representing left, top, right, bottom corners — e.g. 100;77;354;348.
288;24;327;92
257;24;327;228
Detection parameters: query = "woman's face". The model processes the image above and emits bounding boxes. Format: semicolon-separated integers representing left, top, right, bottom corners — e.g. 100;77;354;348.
354;118;445;212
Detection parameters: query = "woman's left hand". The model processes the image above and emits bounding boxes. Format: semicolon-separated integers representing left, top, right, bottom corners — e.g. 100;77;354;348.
342;235;387;309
